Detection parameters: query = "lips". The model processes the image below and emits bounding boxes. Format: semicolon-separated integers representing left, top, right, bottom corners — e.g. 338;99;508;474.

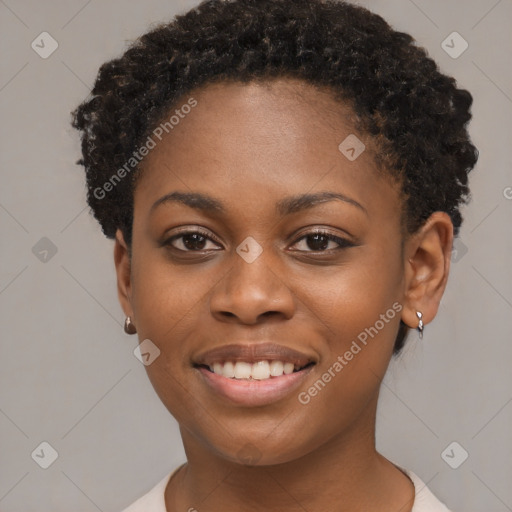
192;342;317;406
193;342;317;369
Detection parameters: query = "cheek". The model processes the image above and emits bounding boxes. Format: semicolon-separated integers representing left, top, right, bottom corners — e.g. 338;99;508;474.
128;248;228;409
288;269;402;454
128;255;213;429
295;273;400;402
292;242;404;395
296;244;403;348
130;244;219;337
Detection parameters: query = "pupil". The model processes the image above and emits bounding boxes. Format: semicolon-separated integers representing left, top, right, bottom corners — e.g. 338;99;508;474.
184;233;206;250
182;234;330;251
308;234;328;251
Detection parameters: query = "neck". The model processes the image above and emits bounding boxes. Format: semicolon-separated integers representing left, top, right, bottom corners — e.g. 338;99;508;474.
165;394;414;511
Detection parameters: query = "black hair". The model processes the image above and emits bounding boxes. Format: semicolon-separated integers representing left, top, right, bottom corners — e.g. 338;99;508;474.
71;0;478;355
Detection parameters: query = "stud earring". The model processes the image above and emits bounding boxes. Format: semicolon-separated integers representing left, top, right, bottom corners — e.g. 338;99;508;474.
124;316;137;335
416;311;424;339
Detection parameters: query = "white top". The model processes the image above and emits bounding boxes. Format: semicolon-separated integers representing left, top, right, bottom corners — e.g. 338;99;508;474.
120;464;452;512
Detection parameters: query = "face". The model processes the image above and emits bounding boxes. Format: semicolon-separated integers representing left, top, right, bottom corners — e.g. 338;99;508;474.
114;78;444;466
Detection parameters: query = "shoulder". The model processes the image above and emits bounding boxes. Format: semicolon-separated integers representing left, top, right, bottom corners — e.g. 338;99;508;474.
119;466;182;512
398;466;453;512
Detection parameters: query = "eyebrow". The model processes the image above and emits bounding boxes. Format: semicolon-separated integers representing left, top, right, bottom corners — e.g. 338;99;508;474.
150;190;368;217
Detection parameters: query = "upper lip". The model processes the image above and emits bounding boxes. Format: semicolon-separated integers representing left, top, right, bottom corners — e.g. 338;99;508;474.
193;343;317;368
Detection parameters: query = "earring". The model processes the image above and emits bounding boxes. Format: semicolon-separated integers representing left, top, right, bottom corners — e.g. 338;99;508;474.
124;316;137;335
416;311;424;339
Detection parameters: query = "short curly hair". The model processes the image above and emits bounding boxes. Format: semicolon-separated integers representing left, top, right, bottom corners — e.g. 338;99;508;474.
71;0;478;355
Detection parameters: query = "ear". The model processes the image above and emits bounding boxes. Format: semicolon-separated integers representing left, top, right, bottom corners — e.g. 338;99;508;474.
114;229;134;322
401;212;454;331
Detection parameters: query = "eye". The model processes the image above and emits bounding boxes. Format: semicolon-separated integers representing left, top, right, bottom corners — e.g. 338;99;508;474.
290;229;355;253
162;227;355;254
163;228;222;252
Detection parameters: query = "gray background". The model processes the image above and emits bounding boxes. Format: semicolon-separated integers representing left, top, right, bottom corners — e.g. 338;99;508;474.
0;0;511;510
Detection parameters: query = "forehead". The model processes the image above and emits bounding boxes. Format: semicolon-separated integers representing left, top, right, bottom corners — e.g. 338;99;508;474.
133;78;400;223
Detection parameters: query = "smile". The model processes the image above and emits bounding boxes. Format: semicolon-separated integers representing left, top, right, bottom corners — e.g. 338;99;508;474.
200;359;315;380
192;342;317;406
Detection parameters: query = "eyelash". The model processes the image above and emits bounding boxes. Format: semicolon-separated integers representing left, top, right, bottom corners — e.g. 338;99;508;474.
163;228;355;254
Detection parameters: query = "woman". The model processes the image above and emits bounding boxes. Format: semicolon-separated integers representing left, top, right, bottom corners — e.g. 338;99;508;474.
71;0;478;510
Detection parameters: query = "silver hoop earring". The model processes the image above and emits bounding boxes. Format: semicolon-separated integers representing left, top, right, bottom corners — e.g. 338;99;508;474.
124;316;137;335
416;311;424;339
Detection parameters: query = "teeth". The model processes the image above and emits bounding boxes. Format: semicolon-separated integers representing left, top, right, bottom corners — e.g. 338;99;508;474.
252;361;270;380
269;360;284;376
283;362;294;375
234;362;252;379
209;360;306;380
222;361;235;378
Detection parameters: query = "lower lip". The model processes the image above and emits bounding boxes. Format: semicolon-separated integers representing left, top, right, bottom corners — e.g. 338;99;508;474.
196;366;315;407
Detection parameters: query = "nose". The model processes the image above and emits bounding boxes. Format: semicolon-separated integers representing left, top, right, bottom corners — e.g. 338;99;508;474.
209;249;296;325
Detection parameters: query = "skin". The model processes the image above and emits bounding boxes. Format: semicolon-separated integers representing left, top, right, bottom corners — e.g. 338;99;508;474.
114;78;453;511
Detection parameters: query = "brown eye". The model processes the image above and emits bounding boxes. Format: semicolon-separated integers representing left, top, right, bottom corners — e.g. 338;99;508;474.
291;230;355;252
164;229;222;252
